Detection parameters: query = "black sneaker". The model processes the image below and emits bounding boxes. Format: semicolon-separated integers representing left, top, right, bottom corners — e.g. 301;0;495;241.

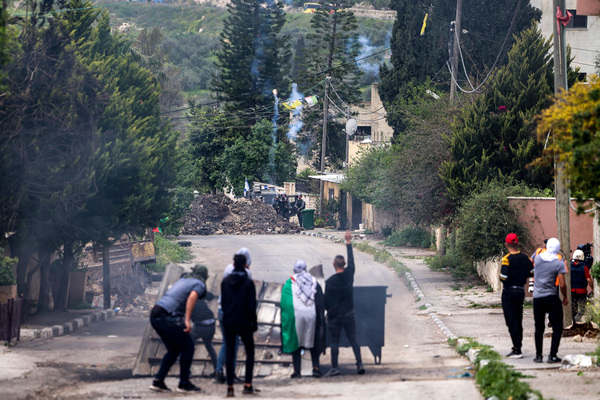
215;371;226;384
533;355;543;363
290;371;301;379
324;367;340;377
506;349;523;359
176;382;201;393
242;385;260;395
312;367;321;378
149;380;170;392
226;385;234;398
547;355;562;364
356;362;365;375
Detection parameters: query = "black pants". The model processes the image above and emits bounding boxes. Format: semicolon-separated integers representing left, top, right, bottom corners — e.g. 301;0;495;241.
150;308;194;384
223;325;254;386
328;312;361;368
291;347;321;374
533;295;563;357
501;288;525;350
297;212;303;227
191;323;217;371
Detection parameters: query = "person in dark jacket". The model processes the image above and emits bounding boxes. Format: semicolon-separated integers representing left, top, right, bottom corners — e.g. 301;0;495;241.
221;254;258;397
324;230;364;376
295;194;306;227
191;289;218;375
149;264;207;393
499;233;534;359
570;249;594;323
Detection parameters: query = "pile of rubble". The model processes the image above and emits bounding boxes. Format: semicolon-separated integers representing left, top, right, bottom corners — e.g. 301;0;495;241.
181;194;300;235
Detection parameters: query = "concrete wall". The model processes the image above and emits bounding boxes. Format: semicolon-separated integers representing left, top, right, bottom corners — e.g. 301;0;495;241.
530;0;600;77
508;197;595;256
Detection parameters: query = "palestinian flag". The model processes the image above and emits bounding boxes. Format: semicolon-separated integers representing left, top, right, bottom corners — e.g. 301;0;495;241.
280;277;316;354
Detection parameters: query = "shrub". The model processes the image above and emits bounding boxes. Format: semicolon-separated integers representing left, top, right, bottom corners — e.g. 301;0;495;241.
148;234;193;272
426;248;476;279
0;256;17;286
383;226;432;248
453;182;534;263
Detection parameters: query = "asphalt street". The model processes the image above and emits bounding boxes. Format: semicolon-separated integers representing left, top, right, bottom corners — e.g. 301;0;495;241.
0;233;481;399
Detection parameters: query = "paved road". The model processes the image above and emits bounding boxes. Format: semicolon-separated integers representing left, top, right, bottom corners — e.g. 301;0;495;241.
0;234;481;399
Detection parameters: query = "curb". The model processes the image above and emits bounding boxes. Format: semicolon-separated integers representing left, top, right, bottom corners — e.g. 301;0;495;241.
21;309;116;340
300;230;458;340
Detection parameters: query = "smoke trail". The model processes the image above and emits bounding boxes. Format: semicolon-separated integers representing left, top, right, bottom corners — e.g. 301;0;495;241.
356;35;381;76
269;89;279;184
287;83;304;140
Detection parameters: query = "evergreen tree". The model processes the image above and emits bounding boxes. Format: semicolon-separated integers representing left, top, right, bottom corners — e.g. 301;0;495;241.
212;0;290;120
295;1;362;168
380;0;540;135
439;26;554;205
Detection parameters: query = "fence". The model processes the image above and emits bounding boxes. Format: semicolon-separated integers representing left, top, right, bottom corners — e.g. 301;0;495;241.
0;298;23;342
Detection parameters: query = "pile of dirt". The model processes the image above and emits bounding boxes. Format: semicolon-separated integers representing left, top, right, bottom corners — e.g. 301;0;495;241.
182;194;301;235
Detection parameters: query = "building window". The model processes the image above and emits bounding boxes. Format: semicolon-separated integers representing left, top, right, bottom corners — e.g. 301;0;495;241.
328;189;335;200
566;10;588;29
578;72;587;82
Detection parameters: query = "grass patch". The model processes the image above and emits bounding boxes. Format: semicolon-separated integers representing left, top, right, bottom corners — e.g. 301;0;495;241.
451;283;461;291
382;226;433;248
418;304;427;310
68;301;92;309
353;242;409;275
146;233;193;273
425;248;477;279
449;338;543;400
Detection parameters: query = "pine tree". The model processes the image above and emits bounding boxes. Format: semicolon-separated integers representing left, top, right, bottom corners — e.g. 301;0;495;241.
380;0;541;135
295;1;362;168
212;0;290;119
439;26;554;205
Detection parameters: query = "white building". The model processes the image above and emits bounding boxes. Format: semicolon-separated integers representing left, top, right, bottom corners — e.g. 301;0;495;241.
531;0;600;78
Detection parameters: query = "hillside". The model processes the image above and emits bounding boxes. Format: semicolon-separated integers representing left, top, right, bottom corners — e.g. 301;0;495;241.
103;2;394;101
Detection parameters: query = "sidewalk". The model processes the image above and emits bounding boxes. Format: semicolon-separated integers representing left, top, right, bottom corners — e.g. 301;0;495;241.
20;308;115;340
303;228;600;400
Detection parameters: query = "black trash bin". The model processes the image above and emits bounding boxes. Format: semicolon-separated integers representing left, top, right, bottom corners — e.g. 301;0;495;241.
327;286;389;364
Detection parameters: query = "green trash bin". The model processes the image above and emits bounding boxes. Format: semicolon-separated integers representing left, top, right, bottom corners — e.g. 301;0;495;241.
301;209;315;230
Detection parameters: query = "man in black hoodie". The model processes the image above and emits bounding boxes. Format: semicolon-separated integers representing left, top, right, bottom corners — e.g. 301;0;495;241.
221;254;258;397
324;230;364;376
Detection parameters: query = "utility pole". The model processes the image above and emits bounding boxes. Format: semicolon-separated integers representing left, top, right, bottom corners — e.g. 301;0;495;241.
553;0;572;327
318;76;331;216
449;0;463;101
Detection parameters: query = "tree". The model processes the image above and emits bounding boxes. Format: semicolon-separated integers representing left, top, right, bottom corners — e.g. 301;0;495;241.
380;0;540;135
184;105;241;194
343;83;455;226
439;26;557;205
212;0;290;118
295;2;362;168
537;76;600;210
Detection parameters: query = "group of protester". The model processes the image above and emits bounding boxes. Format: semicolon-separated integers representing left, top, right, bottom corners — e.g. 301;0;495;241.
500;233;594;363
271;193;306;226
148;230;363;396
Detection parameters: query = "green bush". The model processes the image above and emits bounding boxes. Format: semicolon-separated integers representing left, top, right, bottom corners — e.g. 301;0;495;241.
591;261;600;283
454;182;534;263
383;226;432;248
0;256;17;286
149;234;193;272
426;248;476;279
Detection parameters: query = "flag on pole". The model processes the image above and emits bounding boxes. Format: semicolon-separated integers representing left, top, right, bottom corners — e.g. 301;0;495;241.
283;99;302;110
244;178;250;197
420;13;428;35
304;95;318;107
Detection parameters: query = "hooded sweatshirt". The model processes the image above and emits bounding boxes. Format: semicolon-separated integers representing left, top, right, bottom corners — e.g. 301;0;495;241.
221;268;257;332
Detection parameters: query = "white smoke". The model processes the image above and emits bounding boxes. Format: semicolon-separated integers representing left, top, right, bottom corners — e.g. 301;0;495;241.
287;83;304;140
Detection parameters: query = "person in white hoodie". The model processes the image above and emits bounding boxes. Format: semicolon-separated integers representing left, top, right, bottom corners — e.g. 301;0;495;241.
532;238;568;363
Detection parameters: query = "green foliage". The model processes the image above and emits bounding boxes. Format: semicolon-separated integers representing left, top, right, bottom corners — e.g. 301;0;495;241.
314;217;325;228
453;181;537;263
297;167;317;179
537;76;600;209
383;227;432;248
343;83;455;225
0;256;17;286
152;233;192;271
477;361;543;400
591;262;600;284
380;0;540;133
426;248;476;279
440;25;556;206
159;187;194;236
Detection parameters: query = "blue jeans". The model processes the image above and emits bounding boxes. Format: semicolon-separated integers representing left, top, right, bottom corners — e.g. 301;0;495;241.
216;308;239;373
150;314;195;384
